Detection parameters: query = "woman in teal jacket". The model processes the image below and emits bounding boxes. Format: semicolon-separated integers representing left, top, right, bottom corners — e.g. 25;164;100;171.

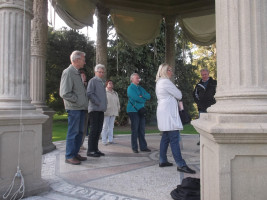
127;73;151;153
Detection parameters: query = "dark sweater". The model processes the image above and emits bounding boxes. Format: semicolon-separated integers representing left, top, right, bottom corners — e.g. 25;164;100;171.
193;77;217;112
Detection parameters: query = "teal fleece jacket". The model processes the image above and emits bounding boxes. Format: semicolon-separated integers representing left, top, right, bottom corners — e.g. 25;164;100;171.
127;83;151;113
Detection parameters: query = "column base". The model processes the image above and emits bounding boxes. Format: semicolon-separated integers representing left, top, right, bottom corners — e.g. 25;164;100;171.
192;113;267;200
36;108;56;154
0;110;48;198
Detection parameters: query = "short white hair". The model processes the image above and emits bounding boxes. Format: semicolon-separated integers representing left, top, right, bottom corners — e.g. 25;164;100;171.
94;64;105;72
70;50;85;62
130;73;139;82
200;68;209;73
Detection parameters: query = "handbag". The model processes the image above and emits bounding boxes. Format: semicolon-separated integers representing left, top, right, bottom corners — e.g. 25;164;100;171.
129;100;146;117
179;109;191;125
138;107;146;117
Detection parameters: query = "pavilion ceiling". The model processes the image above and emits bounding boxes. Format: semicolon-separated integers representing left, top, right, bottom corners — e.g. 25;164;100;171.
93;0;215;17
51;0;216;46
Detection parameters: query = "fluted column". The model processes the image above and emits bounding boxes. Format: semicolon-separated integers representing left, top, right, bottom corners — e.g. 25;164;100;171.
31;0;56;154
0;0;48;197
165;15;176;69
96;5;109;77
192;1;267;200
0;0;35;110
210;0;267;114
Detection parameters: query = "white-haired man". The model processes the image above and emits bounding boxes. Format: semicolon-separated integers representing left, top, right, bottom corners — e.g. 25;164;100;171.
193;68;217;145
60;50;88;165
87;64;107;157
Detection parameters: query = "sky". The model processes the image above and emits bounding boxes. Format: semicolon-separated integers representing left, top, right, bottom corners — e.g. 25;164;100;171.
47;1;97;41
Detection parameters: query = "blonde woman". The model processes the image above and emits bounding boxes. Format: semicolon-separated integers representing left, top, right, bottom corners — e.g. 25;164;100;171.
101;80;120;145
155;63;195;174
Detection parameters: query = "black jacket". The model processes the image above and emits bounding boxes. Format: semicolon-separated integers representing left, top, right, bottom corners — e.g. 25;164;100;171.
193;77;217;112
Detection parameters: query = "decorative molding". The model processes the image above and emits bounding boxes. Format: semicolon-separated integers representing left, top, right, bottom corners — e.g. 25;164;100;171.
0;0;33;16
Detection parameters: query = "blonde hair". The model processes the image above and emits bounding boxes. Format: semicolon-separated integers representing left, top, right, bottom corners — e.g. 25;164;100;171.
155;63;171;82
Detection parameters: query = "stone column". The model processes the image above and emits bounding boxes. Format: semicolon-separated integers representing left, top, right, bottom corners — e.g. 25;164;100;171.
192;1;267;200
165;15;176;69
96;5;109;78
0;0;49;197
31;0;56;154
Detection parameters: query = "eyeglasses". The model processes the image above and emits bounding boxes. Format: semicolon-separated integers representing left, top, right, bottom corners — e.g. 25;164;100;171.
97;71;105;74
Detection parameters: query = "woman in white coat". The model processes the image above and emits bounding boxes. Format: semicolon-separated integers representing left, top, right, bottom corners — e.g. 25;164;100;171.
155;63;195;174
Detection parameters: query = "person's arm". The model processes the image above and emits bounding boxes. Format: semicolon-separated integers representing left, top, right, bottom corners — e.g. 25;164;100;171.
202;79;217;103
116;92;121;112
59;71;77;102
87;78;100;106
139;86;151;100
164;80;182;100
127;85;146;103
192;85;199;104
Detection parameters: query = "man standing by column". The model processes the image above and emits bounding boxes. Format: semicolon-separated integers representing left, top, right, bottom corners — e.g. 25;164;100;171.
60;50;88;165
193;69;217;145
87;64;107;157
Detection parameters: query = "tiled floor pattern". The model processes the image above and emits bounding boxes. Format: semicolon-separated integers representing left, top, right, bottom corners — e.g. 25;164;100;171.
24;134;200;200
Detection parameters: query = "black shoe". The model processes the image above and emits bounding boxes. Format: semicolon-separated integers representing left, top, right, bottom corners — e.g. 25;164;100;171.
141;148;151;152
96;150;105;156
87;152;100;157
133;149;139;153
159;162;173;167
197;141;200;145
177;166;196;174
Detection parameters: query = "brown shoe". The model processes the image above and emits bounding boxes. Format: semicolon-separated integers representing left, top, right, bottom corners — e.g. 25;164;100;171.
76;154;87;161
65;158;81;165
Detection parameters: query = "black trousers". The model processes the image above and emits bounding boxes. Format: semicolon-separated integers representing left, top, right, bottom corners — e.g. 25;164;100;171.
87;111;104;152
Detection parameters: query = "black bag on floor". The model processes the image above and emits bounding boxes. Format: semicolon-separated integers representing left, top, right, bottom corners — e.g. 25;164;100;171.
170;177;200;200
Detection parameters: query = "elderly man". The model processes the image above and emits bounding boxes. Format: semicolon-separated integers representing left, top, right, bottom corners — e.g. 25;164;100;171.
193;68;217;145
87;64;107;157
127;73;151;153
60;50;88;165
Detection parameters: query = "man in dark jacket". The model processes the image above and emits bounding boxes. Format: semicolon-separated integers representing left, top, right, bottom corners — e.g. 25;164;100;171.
193;69;217;145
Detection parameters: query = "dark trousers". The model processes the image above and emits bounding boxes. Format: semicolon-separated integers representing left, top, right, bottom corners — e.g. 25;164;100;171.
87;111;104;152
128;112;147;151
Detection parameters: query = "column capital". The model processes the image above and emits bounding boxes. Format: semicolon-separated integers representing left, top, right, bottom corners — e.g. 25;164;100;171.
0;0;33;16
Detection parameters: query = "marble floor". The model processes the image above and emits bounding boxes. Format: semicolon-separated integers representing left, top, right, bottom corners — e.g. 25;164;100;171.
24;134;200;200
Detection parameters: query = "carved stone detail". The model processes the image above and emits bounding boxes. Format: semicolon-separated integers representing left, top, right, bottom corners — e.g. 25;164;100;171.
31;0;48;57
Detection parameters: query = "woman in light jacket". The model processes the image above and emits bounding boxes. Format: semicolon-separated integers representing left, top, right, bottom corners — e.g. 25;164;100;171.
101;80;120;145
155;63;195;174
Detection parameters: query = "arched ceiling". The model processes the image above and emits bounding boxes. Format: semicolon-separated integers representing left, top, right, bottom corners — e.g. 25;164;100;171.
92;0;215;17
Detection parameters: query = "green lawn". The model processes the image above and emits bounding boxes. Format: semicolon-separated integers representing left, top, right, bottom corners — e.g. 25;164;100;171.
52;114;198;142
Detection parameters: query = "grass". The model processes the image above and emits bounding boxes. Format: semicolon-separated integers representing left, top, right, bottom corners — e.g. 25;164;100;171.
52;114;198;142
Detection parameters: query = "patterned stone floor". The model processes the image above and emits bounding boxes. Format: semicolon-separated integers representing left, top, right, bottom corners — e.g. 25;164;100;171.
24;134;200;200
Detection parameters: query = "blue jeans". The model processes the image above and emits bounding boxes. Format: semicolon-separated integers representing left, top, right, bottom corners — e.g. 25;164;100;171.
128;112;148;151
66;110;85;159
160;130;186;167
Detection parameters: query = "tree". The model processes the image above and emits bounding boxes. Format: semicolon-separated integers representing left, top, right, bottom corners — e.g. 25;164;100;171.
174;24;200;118
189;43;217;78
45;19;201;123
106;19;199;125
46;27;95;113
